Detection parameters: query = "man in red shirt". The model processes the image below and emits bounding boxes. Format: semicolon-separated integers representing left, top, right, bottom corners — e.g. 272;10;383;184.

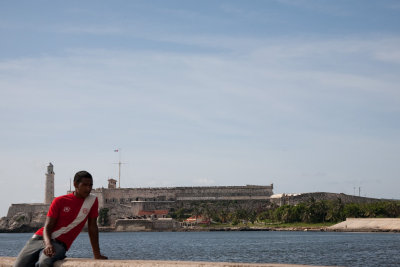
14;171;107;267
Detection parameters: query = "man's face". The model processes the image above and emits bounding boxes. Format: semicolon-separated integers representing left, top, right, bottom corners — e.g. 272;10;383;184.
74;177;93;198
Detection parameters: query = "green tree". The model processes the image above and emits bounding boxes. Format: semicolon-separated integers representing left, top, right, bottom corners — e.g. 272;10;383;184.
98;208;109;226
257;210;272;222
172;208;188;220
325;198;345;222
302;198;328;223
344;203;363;218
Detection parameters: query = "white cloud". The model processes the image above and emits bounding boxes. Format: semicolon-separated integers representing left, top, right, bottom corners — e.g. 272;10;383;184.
374;49;400;64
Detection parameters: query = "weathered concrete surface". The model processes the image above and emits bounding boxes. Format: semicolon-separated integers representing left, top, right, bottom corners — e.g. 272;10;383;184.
329;218;400;231
0;257;336;267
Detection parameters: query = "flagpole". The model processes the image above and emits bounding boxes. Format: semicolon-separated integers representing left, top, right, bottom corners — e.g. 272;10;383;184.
114;148;125;189
118;148;121;188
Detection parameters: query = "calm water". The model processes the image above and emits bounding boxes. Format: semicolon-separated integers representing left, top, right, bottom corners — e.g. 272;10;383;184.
1;231;399;266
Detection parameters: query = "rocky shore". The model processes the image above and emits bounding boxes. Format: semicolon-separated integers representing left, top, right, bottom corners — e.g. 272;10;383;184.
0;211;46;233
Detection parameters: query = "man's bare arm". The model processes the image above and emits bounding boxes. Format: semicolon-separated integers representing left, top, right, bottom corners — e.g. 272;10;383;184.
88;217;107;259
43;216;57;257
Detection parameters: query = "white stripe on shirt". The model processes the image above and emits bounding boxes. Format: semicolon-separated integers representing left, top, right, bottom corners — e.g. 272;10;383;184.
51;195;96;239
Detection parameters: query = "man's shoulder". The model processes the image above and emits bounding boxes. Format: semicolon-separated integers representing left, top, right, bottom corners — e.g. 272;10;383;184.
52;193;75;203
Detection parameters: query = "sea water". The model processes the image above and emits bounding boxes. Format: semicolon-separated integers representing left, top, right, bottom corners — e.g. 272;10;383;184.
1;231;399;266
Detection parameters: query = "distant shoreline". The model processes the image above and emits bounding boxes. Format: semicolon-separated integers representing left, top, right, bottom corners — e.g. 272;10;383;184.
99;224;400;233
173;227;400;233
3;218;400;234
2;227;399;234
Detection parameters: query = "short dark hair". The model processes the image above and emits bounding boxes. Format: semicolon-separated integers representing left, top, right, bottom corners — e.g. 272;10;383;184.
74;171;93;184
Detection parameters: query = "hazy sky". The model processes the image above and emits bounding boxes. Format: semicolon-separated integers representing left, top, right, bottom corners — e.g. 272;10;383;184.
1;0;400;216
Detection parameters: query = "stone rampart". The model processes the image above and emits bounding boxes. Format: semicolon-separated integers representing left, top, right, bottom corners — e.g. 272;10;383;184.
115;219;152;231
7;203;49;218
271;192;382;206
114;218;180;231
93;185;273;207
152;218;180;230
177;196;271;201
174;199;273;214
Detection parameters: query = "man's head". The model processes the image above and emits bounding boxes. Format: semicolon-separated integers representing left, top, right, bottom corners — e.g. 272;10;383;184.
73;171;93;198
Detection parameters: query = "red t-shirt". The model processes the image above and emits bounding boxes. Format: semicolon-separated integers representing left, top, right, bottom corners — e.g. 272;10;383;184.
35;193;98;250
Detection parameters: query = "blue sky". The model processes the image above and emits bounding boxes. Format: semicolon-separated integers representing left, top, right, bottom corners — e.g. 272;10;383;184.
1;0;400;216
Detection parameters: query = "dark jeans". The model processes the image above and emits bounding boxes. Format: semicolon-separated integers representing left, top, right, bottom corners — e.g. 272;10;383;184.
13;235;66;267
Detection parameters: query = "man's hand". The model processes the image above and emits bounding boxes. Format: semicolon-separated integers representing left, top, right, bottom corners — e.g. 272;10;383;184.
43;244;55;257
43;216;57;258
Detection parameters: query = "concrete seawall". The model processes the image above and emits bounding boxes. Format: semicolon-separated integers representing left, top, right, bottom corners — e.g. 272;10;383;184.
329;218;400;232
0;257;336;267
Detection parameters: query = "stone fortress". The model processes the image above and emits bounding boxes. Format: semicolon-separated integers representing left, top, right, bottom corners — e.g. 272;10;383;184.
93;181;274;230
0;163;380;232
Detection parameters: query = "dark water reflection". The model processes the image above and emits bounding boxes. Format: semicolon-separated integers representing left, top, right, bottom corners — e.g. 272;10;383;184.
1;231;399;266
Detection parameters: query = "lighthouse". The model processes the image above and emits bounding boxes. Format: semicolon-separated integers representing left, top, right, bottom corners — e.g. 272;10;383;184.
44;163;55;204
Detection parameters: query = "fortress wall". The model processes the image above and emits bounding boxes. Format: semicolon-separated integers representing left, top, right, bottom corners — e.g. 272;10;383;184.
131;199;272;213
93;188;177;203
7;203;49;218
173;199;273;212
114;219;152;231
177;196;271;201
115;218;180;231
104;203;136;226
152;219;180;230
139;201;174;211
271;192;383;206
93;185;273;206
175;186;273;198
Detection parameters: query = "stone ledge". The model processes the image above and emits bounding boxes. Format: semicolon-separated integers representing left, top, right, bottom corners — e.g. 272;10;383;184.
329;218;400;231
0;257;335;267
